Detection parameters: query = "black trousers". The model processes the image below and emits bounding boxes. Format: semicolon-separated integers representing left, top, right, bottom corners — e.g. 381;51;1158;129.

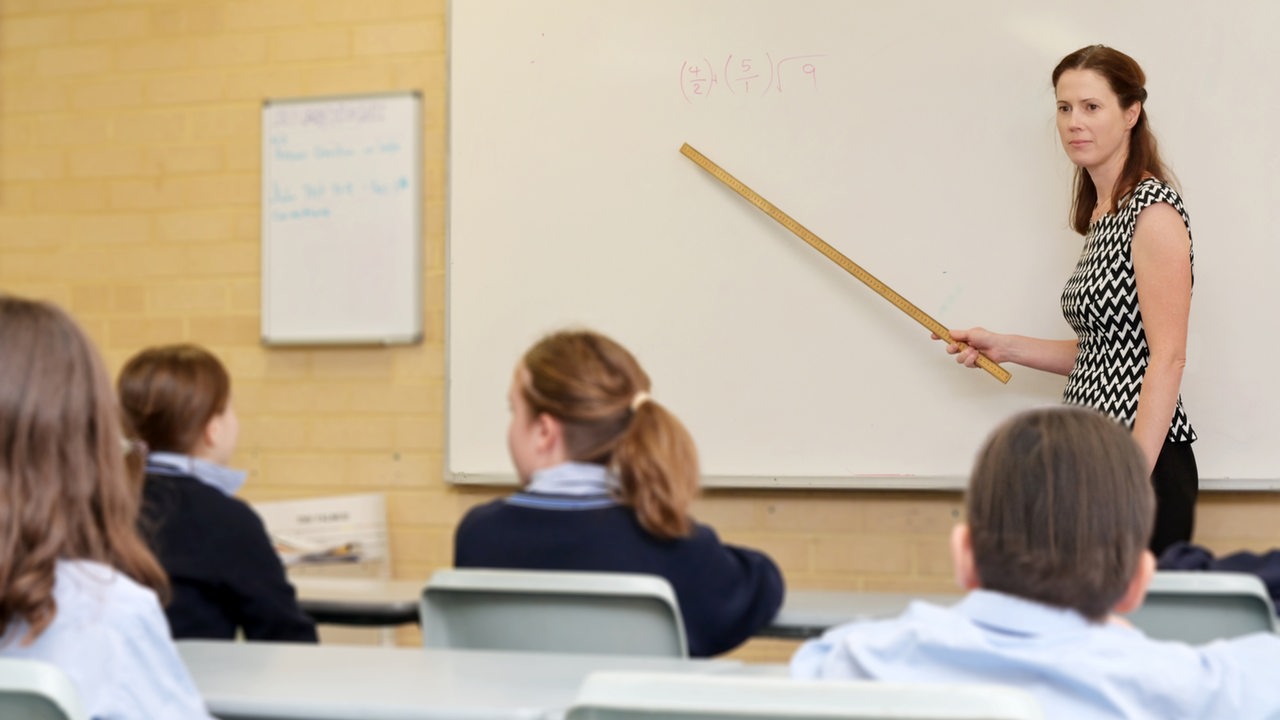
1149;440;1198;555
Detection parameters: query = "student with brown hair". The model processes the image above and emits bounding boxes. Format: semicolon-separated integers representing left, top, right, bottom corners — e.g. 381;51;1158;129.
0;295;213;718
792;406;1280;719
453;329;783;657
119;344;316;643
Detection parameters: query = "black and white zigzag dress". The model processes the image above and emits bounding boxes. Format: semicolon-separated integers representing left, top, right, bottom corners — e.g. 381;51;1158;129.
1059;177;1196;442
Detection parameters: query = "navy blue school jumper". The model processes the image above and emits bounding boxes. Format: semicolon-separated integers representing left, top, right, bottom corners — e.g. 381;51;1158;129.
139;463;318;642
453;492;784;657
1159;541;1280;615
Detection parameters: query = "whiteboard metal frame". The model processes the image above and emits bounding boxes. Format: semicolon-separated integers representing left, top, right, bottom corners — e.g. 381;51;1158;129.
445;4;460;486
445;472;1280;492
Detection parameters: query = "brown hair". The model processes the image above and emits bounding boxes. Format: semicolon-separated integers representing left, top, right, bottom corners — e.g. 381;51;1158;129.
1053;44;1175;234
0;295;169;644
520;329;699;539
118;344;231;455
966;406;1153;621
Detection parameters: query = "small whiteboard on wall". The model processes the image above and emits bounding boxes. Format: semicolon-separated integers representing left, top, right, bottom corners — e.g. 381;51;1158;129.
261;92;422;345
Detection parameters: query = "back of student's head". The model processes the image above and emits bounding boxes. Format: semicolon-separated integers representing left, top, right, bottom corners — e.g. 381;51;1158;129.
520;329;699;539
966;406;1153;621
118;343;230;455
0;295;167;642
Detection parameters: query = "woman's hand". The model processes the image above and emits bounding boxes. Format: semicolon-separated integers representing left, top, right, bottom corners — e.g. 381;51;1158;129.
933;327;1006;367
933;329;1079;377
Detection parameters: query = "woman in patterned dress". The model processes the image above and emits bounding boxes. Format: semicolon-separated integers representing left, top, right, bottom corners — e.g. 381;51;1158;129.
939;45;1197;554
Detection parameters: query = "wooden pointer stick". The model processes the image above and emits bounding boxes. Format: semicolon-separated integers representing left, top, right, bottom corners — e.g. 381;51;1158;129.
680;142;1011;384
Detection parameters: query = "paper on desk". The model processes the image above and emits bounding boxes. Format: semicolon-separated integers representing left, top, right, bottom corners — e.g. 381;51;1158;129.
252;493;388;572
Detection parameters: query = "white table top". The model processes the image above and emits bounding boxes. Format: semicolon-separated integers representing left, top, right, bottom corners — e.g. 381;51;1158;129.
290;577;962;638
179;640;740;720
762;589;961;638
293;576;425;602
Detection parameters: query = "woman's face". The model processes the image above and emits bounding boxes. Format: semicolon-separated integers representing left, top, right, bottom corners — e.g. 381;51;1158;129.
1055;68;1140;177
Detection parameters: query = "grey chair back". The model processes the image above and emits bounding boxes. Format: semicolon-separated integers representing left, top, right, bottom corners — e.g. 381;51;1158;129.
0;658;87;720
565;671;1046;720
422;568;687;657
1125;570;1278;643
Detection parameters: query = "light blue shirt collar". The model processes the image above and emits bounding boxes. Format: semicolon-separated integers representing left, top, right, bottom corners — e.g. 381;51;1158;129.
525;461;619;496
955;589;1098;636
147;452;247;496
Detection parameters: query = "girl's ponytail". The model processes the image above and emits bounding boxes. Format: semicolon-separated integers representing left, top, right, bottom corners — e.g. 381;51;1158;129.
613;397;698;539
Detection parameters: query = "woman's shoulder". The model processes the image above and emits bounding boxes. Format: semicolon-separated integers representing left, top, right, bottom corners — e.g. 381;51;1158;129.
1127;177;1187;212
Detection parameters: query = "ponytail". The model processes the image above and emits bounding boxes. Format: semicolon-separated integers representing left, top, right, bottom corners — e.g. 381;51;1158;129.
613;400;699;539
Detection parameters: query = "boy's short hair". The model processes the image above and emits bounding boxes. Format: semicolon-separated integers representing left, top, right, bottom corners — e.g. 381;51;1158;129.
966;406;1154;620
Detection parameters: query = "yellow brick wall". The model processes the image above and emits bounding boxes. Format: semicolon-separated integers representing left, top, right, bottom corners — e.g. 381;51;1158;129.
2;1;1278;662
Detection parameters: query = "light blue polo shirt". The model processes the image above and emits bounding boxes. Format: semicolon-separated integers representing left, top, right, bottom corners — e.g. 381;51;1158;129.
792;589;1280;720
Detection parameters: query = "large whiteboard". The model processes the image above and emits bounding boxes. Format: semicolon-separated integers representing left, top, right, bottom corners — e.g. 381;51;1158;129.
448;1;1280;489
262;92;422;345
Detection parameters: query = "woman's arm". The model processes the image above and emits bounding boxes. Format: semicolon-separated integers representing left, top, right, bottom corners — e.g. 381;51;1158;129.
941;328;1079;377
1130;202;1193;473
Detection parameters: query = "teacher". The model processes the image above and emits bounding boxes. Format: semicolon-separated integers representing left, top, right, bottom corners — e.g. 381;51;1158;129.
941;45;1196;555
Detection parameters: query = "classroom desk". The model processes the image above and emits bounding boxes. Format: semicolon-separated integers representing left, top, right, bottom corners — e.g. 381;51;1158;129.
291;578;961;639
760;589;962;639
292;576;423;626
179;640;740;720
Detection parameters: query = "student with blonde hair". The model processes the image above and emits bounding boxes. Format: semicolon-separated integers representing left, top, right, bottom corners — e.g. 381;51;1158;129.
793;406;1280;719
454;329;783;657
0;295;213;718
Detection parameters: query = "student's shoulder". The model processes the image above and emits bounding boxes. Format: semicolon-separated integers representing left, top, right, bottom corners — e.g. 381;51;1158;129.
459;493;613;522
453;497;506;535
145;470;236;506
819;597;973;651
461;495;512;517
668;520;782;574
148;473;272;543
791;608;951;679
56;560;164;624
680;518;768;557
165;474;263;522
